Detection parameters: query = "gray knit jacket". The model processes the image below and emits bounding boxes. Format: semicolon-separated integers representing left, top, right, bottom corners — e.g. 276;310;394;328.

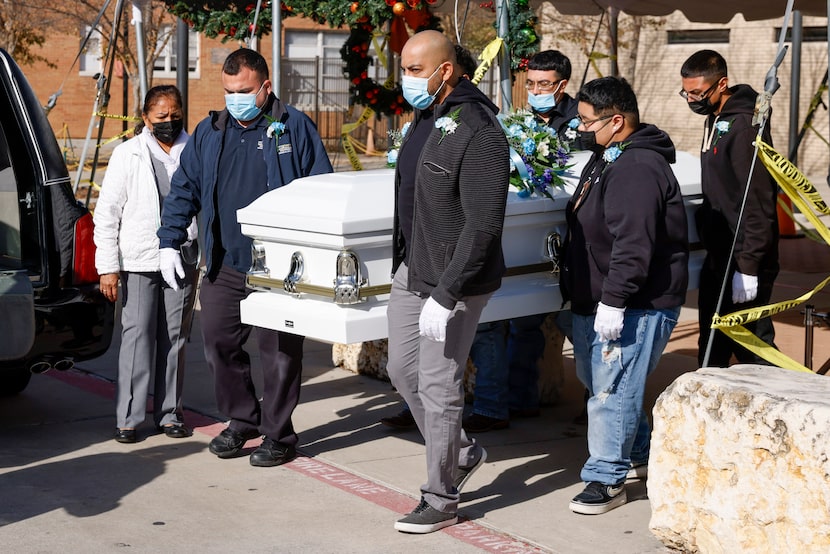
392;79;511;310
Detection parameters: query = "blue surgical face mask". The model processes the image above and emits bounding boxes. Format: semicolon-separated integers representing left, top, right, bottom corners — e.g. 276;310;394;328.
225;82;266;122
527;91;557;113
401;64;446;110
527;82;562;114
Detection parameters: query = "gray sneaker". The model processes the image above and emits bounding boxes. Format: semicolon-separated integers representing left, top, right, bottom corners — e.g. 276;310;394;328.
569;481;627;515
394;498;458;533
626;461;648;480
454;447;487;492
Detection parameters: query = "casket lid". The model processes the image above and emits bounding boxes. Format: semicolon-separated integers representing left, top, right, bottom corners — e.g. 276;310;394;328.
237;169;395;236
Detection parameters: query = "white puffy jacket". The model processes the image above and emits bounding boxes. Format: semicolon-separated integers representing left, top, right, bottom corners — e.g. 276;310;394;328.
93;130;196;274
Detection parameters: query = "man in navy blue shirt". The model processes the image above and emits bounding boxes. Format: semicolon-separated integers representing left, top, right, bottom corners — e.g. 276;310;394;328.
158;48;332;467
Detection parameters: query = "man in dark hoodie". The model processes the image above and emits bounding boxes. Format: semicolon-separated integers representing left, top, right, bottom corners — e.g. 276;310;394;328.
680;50;779;367
562;76;689;515
386;30;509;534
158;49;332;467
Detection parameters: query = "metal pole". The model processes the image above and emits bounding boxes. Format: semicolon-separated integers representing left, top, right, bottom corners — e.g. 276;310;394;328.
132;0;148;101
788;10;802;165
609;7;619;78
272;2;282;97
176;18;189;129
495;0;511;111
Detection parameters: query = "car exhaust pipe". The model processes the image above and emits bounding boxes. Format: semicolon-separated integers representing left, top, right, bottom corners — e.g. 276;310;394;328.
29;360;52;374
53;358;74;371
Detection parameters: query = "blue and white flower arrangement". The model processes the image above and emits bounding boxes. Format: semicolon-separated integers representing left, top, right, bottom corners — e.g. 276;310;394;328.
264;115;285;138
387;121;411;167
499;109;572;199
564;117;579;142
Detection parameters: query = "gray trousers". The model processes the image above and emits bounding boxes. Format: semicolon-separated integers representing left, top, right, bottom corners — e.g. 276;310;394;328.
386;264;489;513
116;269;197;429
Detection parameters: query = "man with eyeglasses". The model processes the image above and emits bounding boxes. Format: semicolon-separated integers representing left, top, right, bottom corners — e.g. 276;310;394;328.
680;49;779;368
525;49;579;136
561;76;688;514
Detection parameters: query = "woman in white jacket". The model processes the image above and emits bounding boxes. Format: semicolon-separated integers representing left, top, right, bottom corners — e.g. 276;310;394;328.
93;85;197;444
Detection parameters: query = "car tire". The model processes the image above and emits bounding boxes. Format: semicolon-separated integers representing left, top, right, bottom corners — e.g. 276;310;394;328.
0;366;32;396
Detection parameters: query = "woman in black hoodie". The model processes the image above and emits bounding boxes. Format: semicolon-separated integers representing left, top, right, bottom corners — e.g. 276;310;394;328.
562;76;689;515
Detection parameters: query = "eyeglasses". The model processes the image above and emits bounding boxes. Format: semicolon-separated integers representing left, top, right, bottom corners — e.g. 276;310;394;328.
678;81;718;102
576;114;613;128
525;79;561;92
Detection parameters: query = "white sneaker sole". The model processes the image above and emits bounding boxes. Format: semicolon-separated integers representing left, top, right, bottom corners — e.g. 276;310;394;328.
394;515;458;533
569;489;628;515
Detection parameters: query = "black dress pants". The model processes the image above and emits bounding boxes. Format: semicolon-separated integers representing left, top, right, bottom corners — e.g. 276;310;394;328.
199;264;304;445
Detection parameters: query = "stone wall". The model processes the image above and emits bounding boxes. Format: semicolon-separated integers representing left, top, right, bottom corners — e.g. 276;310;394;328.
649;365;830;553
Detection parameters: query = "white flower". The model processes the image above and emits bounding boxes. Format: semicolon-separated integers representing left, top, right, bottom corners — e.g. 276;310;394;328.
537;140;550;157
565;128;577;141
435;117;459;134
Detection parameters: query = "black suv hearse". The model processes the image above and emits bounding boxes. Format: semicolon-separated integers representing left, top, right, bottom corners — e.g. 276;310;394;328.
0;48;113;395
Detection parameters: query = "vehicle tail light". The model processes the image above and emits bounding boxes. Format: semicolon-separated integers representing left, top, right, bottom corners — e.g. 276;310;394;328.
72;212;99;286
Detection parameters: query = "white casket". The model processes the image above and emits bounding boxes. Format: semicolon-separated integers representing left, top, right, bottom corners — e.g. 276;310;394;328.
237;150;704;344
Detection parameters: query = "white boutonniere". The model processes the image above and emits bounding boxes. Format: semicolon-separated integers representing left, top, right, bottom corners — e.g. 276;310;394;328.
435;107;462;144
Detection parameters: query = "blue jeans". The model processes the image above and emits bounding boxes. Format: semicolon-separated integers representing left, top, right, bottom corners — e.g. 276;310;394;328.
572;307;680;486
469;313;548;419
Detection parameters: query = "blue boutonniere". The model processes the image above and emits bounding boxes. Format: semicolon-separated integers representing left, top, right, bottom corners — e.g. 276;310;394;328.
435;107;462;144
564;117;579;142
264;115;285;138
386;121;411;167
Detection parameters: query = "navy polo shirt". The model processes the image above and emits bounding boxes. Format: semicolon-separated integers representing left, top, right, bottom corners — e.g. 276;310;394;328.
216;114;269;273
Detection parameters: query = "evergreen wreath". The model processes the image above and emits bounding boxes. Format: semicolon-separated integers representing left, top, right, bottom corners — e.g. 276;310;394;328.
163;1;539;116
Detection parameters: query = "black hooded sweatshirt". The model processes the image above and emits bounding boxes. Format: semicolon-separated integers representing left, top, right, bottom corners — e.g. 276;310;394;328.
562;123;689;315
696;83;779;275
392;78;510;309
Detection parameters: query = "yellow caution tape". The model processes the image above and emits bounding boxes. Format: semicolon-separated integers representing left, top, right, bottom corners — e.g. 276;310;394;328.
473;38;503;86
93;111;141;122
340;72;396;171
710;140;830;373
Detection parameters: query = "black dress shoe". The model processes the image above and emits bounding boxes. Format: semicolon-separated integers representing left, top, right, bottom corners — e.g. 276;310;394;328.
209;427;260;458
115;428;136;443
249;438;296;467
462;413;509;433
160;424;191;439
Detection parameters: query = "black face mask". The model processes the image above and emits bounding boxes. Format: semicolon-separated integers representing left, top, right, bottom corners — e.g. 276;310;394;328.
152;119;184;144
688;97;718;116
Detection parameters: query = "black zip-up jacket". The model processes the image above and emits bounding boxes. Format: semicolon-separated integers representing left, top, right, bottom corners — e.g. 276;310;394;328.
562;124;689;315
392;79;510;310
696;83;779;275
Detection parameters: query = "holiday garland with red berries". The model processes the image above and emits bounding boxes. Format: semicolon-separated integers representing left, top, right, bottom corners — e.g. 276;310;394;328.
163;0;539;117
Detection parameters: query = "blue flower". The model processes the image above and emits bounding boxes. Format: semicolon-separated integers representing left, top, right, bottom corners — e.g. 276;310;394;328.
508;123;523;137
387;148;399;166
522;138;536;156
568;117;579;129
266;120;285;138
715;120;731;134
602;145;624;163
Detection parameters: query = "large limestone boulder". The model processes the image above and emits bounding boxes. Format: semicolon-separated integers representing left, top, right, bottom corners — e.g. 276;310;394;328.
649;364;830;554
331;314;566;405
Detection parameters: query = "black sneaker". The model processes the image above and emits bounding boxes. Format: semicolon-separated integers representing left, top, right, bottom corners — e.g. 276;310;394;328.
249;438;297;467
208;427;260;459
394;498;458;534
462;413;509;433
569;481;627;515
454;447;487;492
626;461;648;480
380;408;416;430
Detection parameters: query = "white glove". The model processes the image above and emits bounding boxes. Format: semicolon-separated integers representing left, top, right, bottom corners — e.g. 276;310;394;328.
419;297;452;342
594;302;625;342
160;247;185;291
732;271;758;304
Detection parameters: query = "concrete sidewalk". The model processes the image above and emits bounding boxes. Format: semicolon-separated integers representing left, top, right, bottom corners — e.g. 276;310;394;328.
45;235;829;552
